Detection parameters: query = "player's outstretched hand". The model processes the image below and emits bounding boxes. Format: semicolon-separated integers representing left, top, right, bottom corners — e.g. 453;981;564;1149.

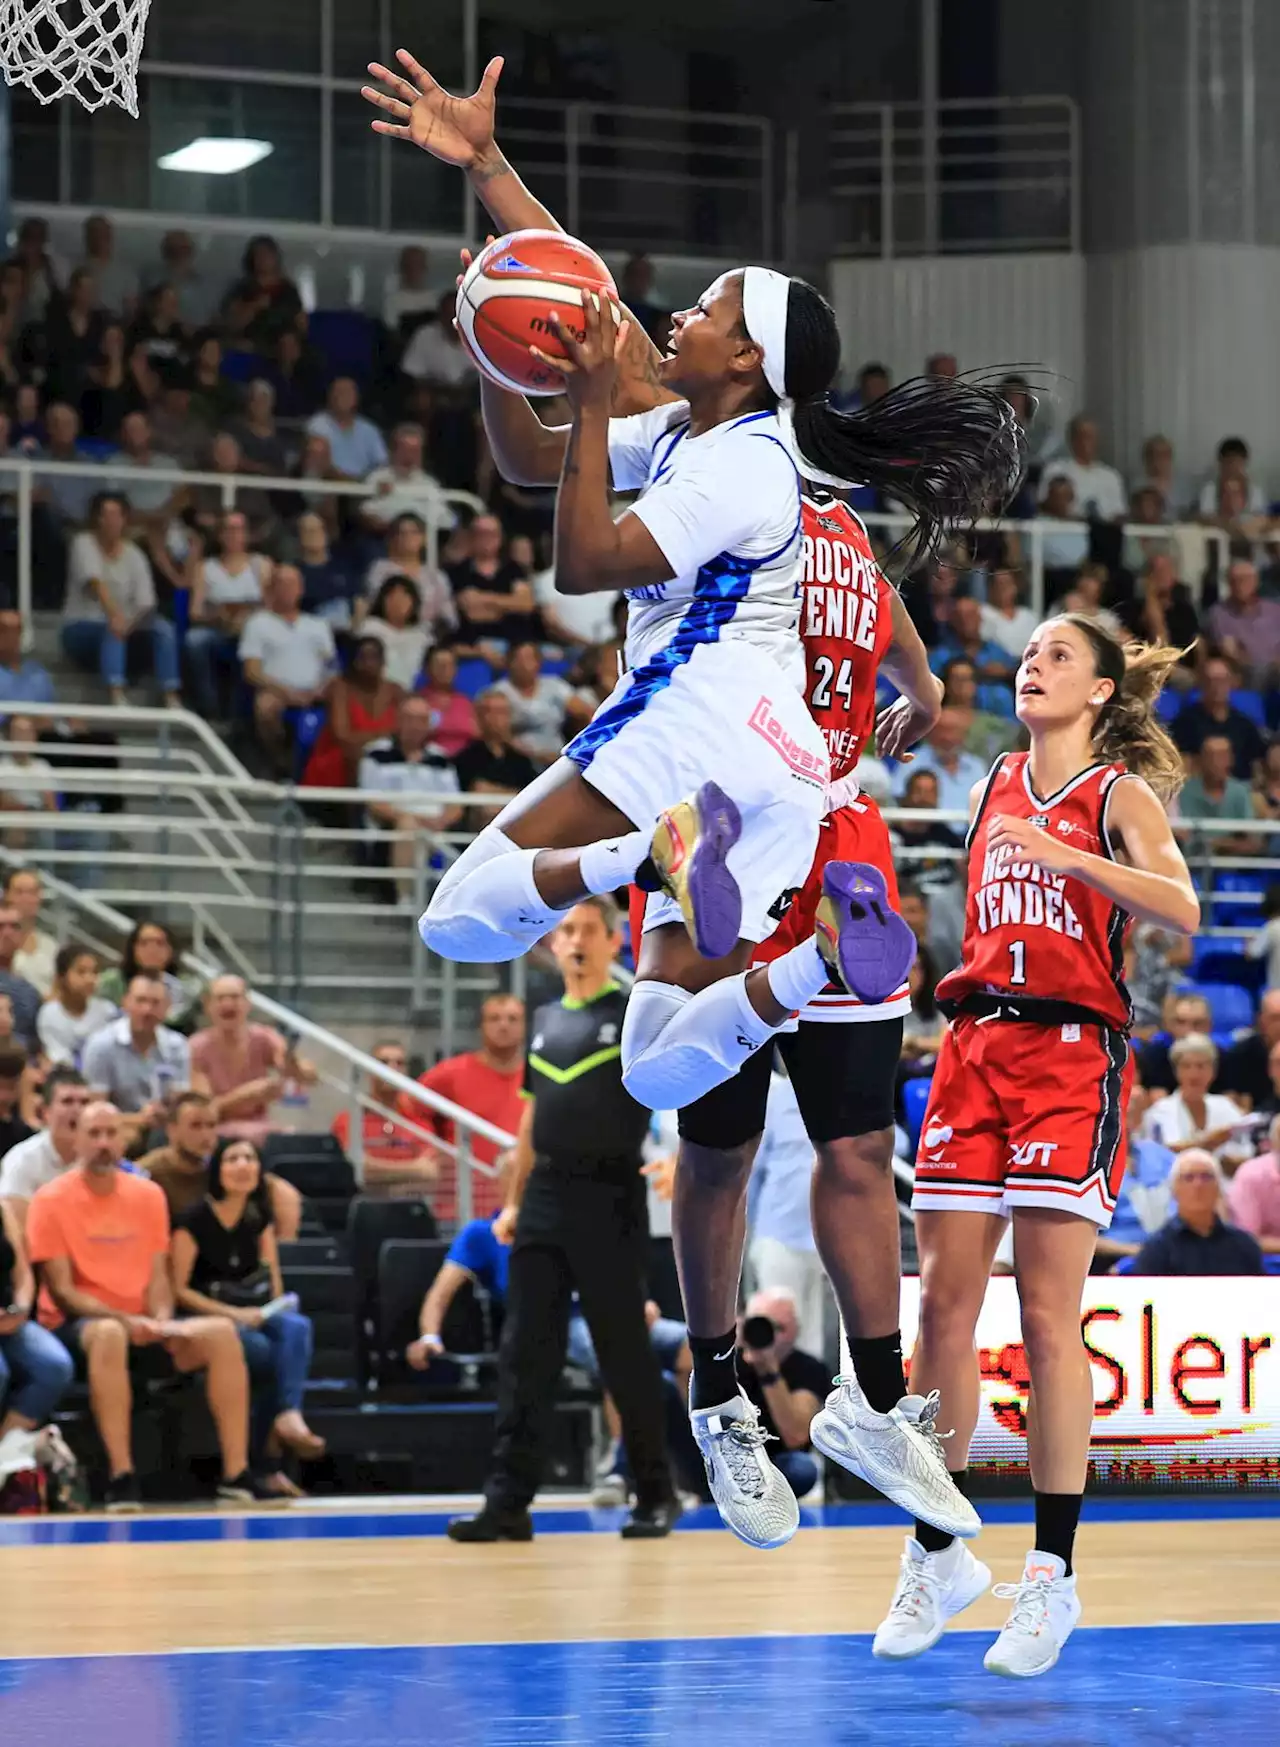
986;812;1080;875
530;291;630;411
875;694;933;763
363;50;503;167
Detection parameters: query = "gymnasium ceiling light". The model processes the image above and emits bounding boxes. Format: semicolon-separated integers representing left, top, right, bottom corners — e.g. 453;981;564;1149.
157;138;274;174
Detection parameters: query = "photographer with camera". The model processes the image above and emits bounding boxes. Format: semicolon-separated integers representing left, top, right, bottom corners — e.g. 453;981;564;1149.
735;1287;830;1498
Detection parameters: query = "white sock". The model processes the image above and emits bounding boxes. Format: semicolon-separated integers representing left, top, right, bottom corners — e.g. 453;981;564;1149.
578;828;653;896
764;937;830;1013
622;973;778;1110
419;828;559;963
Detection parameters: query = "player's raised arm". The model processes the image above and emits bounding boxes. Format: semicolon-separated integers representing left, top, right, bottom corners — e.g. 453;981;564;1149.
362;50;674;413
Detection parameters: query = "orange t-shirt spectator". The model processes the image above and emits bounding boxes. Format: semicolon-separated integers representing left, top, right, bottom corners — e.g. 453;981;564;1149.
399;994;525;1220
26;1161;170;1328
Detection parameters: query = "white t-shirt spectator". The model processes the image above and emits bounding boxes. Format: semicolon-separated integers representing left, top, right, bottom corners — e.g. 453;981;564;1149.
106;450;181;516
359;619;432;692
384;277;439;332
0;751;56;810
0;1130;74;1199
1035;508;1090;570
533;568;620;646
360;467;457;531
979;602;1038;661
492;674;573;765
238;609;336;692
359;740;461;819
1045;458;1126;521
304;412;388;480
203;554;270;608
1198;478;1267;515
401;324;474;387
65;531;155;622
1142;1089;1251;1165
37;995;117;1065
14;930;58;997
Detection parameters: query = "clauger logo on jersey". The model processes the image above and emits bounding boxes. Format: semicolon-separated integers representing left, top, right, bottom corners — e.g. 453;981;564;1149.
975;840;1085;940
748;698;829;789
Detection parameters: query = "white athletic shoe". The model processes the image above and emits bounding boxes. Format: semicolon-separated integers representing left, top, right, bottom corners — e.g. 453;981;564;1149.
983;1551;1082;1679
591;1472;630;1508
872;1535;993;1661
809;1377;981;1538
689;1388;800;1551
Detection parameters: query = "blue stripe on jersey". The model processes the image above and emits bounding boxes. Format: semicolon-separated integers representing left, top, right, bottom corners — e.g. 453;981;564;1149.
565;513;802;771
651;422;689;484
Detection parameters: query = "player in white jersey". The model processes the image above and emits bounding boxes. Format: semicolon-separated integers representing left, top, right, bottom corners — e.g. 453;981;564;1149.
364;48;1023;1133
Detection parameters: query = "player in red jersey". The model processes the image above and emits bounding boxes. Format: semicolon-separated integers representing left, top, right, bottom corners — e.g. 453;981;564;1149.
628;491;978;1548
871;613;1197;1679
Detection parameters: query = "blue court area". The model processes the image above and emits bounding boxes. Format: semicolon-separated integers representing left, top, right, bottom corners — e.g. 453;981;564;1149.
1;1624;1275;1747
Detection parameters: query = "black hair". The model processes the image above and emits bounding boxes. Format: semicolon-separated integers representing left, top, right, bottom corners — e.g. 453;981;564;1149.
349;635;386;671
779;280;1027;564
1218;436;1249;460
89;489;130;521
241;233;282;277
41;1064;87;1104
208;1135;273;1230
939;654;976;695
389;512;426;540
119;918;177;980
370;572;422;622
54;942;98;982
1261;882;1280;921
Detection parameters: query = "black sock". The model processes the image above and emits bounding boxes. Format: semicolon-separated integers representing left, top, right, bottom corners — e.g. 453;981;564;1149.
849;1332;907;1415
914;1468;968;1555
688;1330;739;1410
1033;1491;1082;1575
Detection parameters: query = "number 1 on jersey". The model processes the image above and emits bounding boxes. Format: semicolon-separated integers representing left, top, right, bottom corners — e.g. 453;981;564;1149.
1008;940;1027;986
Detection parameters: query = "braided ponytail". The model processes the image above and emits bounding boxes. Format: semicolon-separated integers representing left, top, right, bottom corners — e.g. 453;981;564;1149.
1057;613;1189;802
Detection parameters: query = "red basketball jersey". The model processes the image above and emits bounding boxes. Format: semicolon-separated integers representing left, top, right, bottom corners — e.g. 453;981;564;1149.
798;494;894;783
936;752;1134;1030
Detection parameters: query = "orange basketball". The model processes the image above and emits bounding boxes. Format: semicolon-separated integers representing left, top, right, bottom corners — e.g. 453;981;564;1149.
455;228;619;397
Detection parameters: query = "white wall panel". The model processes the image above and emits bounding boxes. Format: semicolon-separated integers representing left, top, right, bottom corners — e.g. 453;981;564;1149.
1087;245;1280;485
828;254;1086;445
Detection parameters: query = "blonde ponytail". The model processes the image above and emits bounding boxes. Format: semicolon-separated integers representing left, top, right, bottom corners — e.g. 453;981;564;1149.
1056;614;1189;802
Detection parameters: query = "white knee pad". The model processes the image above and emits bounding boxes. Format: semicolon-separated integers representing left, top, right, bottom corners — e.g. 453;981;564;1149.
622;974;773;1111
419;826;556;964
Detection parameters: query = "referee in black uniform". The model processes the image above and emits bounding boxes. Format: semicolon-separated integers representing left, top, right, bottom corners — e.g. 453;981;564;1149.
449;895;680;1541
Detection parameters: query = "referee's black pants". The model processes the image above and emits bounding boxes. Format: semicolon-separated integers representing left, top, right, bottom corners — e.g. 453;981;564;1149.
485;1162;676;1513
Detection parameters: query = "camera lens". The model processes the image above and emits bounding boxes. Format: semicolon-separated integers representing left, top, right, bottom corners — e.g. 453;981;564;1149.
741;1314;775;1350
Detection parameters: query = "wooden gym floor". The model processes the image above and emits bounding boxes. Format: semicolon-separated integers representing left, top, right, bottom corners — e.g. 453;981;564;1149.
0;1496;1276;1745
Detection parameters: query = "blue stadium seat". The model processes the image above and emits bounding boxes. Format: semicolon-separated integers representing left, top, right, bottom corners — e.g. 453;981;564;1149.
1179;980;1255;1032
1180;687;1267;728
1112;1254;1137;1275
1210;1029;1238;1054
219;351;260;385
454;657;494;698
903;1077;933;1158
1156;688;1181;724
308;310;378;385
1211;870;1264;929
1193;946;1264;992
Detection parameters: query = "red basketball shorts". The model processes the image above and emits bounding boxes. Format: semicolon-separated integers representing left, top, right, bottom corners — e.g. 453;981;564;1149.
911;1012;1134;1228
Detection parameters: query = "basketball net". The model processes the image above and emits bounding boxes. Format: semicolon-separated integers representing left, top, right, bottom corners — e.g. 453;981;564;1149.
0;0;152;117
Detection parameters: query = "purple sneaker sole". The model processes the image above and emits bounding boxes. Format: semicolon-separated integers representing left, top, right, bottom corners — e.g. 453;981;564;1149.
685;780;744;959
822;861;916;1003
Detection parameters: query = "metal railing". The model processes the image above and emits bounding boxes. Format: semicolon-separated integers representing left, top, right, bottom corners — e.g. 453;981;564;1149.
12;59;773;258
7;855;514;1230
1;456;486;635
0;454;1236;637
828;96;1080;257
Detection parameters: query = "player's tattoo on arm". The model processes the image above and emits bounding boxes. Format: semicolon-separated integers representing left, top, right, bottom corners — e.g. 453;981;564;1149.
562;420;582;481
472;150;513;187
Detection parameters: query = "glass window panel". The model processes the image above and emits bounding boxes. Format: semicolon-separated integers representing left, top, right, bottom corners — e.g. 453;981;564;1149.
143;0;321;73
69;76;321;224
10;91;60;205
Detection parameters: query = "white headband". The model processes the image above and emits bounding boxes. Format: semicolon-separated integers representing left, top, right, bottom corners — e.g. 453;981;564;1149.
741;265;790;401
741;264;853;491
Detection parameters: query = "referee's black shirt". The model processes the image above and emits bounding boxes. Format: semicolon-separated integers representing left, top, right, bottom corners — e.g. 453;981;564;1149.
525;982;649;1170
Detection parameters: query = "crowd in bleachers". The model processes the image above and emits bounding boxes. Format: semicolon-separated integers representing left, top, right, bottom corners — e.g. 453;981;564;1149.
3;220;1280;1506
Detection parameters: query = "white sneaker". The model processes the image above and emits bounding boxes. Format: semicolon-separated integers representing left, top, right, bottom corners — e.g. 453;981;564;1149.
689;1387;800;1551
872;1535;992;1661
809;1377;981;1538
983;1551;1082;1678
591;1472;630;1508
